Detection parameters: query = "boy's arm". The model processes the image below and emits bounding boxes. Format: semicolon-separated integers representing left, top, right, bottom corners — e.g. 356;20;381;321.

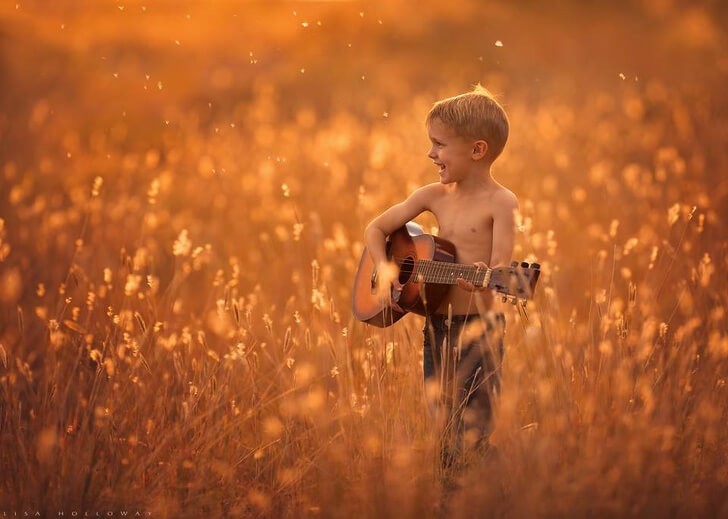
364;184;438;268
489;190;519;268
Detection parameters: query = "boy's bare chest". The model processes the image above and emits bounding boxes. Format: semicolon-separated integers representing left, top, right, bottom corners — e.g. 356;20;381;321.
430;198;494;261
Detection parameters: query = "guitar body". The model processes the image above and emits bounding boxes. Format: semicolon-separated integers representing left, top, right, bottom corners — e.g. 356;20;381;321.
352;222;457;327
352;222;541;328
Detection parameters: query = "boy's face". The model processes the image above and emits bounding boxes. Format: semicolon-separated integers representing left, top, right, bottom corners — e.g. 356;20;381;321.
426;118;481;184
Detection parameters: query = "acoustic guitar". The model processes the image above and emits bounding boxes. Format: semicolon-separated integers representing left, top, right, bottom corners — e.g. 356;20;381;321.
352;222;541;327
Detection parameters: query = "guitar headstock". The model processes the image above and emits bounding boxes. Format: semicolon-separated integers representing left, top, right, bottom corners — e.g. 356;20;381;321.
486;261;541;304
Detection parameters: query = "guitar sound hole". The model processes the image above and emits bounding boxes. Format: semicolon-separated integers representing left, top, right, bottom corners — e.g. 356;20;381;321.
398;256;415;284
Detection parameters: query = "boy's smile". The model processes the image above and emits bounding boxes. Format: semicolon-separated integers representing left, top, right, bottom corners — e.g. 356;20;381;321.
426;117;482;184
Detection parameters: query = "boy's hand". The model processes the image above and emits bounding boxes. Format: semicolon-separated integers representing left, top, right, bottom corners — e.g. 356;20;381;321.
375;261;405;313
457;261;489;292
379;279;405;313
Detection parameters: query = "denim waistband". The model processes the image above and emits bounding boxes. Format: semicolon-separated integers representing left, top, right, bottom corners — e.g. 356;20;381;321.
426;312;505;330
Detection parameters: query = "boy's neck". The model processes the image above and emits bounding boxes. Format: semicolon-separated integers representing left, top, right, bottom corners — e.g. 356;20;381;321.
452;165;497;193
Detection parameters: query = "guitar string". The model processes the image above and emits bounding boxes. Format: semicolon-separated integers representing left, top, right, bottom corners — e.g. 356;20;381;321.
378;255;533;291
384;254;530;274
383;255;488;285
386;255;490;274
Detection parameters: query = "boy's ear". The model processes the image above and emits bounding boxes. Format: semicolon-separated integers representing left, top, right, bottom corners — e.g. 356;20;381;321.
472;140;488;160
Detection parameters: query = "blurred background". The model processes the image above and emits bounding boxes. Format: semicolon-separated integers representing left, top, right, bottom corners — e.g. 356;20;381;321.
0;0;727;517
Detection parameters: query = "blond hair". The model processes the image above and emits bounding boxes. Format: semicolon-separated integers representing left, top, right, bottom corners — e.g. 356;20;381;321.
426;84;509;163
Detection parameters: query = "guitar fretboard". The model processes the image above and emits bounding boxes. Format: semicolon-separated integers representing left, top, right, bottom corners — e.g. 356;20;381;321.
415;260;488;286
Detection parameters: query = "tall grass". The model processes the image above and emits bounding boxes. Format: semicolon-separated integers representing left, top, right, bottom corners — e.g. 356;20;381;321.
0;1;726;517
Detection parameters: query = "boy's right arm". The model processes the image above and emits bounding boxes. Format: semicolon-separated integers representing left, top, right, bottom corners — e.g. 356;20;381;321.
364;183;438;268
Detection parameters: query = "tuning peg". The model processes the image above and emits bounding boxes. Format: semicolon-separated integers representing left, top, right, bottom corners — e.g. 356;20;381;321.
511;296;518;305
510;261;519;267
502;295;508;303
520;261;529;268
530;263;541;270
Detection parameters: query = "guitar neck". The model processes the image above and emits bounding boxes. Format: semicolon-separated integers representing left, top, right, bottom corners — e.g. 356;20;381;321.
415;259;489;286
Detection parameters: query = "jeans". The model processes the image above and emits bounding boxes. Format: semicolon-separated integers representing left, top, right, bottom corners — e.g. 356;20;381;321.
422;312;506;464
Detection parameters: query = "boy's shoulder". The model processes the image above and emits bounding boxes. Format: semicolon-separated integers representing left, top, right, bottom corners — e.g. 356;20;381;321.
416;182;448;195
485;185;519;222
490;183;519;207
409;182;517;213
407;182;448;207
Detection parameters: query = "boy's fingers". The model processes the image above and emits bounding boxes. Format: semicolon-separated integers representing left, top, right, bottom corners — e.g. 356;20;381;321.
472;262;488;291
458;277;488;292
387;297;403;312
457;278;475;292
380;298;402;313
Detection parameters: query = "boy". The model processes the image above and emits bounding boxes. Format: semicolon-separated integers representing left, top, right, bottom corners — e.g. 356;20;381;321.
363;85;518;469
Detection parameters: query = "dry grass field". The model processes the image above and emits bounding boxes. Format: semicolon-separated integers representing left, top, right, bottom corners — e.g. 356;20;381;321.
0;1;727;517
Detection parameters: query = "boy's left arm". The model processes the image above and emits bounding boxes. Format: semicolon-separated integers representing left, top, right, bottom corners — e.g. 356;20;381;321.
489;191;519;268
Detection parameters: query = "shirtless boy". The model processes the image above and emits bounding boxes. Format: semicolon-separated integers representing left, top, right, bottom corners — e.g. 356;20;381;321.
363;85;518;467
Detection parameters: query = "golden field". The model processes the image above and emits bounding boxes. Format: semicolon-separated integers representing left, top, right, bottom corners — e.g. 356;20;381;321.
0;1;726;517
